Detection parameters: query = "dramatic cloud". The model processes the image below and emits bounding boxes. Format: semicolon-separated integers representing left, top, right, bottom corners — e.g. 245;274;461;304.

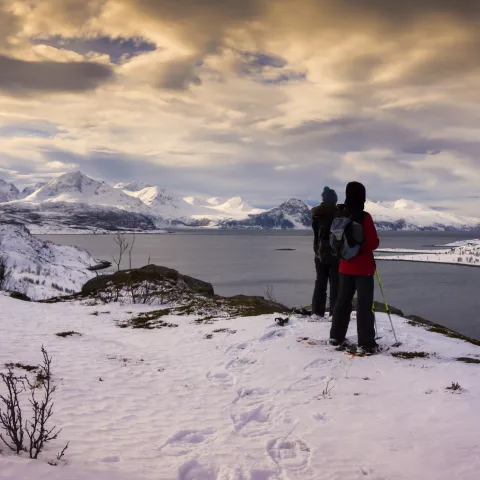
0;0;479;215
0;55;114;94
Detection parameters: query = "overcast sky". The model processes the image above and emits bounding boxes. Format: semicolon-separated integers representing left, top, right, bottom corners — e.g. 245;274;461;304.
0;0;479;213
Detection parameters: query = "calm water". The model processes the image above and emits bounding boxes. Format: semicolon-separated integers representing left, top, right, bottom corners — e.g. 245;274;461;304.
40;231;480;340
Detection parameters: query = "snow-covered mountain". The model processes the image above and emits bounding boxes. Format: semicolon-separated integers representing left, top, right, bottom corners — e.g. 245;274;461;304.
0;179;20;203
221;199;312;229
0;172;479;232
18;182;47;199
23;171;147;212
365;200;480;232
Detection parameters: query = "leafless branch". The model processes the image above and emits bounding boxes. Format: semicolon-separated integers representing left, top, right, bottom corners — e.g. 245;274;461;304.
0;369;26;453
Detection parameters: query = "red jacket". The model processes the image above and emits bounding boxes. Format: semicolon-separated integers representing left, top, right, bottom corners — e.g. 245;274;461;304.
339;212;379;276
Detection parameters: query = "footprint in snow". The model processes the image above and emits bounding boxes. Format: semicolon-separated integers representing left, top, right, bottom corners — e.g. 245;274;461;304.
259;329;287;342
230;403;274;438
303;357;336;372
225;342;250;355
312;412;333;423
161;428;217;457
233;387;274;405
206;371;236;389
177;459;216;480
267;437;312;473
225;356;257;371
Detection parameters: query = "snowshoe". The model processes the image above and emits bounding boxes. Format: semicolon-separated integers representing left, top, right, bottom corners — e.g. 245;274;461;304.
297;337;328;346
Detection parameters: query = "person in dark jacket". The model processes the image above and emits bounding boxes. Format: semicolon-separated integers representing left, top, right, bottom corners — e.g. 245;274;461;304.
311;187;339;318
329;182;380;354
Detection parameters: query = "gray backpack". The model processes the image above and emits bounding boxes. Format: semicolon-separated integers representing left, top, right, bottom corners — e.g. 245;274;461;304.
330;215;364;260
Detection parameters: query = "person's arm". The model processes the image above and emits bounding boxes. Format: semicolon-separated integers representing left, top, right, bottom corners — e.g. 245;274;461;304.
312;212;319;255
363;213;379;252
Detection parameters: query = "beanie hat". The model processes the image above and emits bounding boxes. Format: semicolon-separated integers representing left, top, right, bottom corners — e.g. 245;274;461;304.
345;181;366;208
321;186;338;205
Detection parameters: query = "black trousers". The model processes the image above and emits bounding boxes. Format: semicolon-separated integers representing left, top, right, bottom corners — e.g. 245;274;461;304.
330;274;376;347
312;257;339;316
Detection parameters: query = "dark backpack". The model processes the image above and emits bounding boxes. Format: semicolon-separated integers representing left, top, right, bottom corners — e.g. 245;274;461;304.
315;214;335;263
330;213;365;260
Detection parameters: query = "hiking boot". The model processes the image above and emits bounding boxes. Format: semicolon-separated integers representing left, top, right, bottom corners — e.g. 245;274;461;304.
328;338;342;346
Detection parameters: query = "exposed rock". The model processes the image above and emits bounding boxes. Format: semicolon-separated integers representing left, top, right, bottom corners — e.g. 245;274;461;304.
10;291;31;302
82;265;215;297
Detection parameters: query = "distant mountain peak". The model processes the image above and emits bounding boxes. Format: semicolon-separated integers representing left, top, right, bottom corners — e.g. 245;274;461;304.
0;179;20;203
115;181;152;192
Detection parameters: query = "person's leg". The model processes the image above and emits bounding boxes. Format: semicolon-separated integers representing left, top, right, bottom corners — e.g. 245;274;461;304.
312;257;328;316
330;274;356;342
328;261;339;316
355;275;376;348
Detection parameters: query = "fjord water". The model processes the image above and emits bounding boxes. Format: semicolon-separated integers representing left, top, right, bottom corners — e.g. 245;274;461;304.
41;231;480;340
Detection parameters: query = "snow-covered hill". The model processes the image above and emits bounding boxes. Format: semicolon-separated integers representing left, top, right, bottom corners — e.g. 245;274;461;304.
0;283;479;479
0;223;97;299
0;172;479;232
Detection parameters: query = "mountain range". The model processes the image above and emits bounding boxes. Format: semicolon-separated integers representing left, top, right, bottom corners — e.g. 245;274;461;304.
0;172;479;233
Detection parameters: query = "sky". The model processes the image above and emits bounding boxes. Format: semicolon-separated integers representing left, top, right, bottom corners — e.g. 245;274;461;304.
0;1;479;214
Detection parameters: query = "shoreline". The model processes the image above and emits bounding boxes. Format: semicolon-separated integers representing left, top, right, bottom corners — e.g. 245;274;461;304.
376;257;480;269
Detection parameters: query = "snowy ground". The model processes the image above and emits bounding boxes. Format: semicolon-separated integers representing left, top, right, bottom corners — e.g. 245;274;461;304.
377;239;480;267
1;295;479;480
0;224;97;299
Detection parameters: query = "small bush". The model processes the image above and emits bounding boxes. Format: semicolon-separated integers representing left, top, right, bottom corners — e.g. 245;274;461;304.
55;331;82;338
456;357;480;365
5;363;38;373
446;382;461;391
392;351;429;360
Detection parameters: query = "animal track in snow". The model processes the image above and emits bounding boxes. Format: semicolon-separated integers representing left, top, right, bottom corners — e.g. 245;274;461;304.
267;437;312;473
160;428;216;457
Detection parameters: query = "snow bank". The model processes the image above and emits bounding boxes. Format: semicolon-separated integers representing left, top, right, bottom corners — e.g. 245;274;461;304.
0;295;479;479
377;240;480;267
0;224;97;299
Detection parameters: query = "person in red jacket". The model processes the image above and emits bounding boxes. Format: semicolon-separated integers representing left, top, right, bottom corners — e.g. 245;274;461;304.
329;182;380;354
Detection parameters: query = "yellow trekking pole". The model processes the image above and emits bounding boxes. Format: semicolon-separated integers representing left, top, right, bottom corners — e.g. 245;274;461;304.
375;269;401;347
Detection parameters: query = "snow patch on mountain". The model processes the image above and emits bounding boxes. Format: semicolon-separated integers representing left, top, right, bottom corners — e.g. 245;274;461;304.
115;181;152;192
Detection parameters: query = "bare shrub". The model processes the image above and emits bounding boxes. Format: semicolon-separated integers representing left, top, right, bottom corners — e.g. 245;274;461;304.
264;284;277;303
128;233;136;270
0;347;67;460
0;369;26;454
25;347;62;459
112;233;130;272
